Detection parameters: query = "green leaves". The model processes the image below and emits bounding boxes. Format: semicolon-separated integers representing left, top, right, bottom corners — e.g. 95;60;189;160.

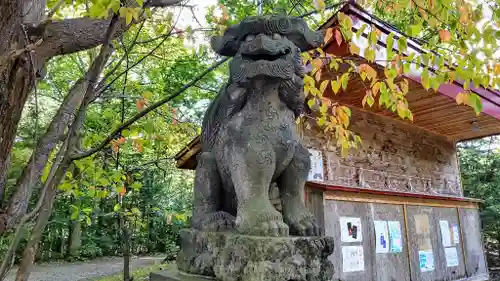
331;79;341;94
408;23;422;37
397;37;407;53
119;7;140;25
456;92;483;116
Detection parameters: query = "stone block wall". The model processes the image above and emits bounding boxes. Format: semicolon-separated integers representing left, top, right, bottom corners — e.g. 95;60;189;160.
302;107;462;196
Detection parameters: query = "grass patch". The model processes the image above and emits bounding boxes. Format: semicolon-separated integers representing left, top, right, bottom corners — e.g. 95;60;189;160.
94;262;172;281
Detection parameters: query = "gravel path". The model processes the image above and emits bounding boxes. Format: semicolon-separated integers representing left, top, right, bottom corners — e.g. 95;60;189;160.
5;256;164;281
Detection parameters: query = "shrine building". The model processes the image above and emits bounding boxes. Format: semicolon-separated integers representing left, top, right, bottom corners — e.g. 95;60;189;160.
174;2;500;281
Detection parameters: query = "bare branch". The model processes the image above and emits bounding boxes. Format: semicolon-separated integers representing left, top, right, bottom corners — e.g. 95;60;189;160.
71;57;229;160
33;0;184;59
136;28;213;44
94;7;187;98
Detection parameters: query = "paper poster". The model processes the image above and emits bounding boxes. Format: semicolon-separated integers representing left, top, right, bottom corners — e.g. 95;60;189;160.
388;221;403;253
440;220;452;247
414;214;432;250
308;149;324;181
419;250;435;272
452;224;460;244
374;221;389;253
445;247;459;267
342;246;365;272
340;217;363;243
415;214;430;234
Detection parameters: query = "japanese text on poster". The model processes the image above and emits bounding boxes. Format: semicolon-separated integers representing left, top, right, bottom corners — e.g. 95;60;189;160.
388;221;403;253
307;149;324;182
340;217;362;243
342;246;365;272
445;247;459;267
374;221;389;253
440;220;452;247
419;250;435;272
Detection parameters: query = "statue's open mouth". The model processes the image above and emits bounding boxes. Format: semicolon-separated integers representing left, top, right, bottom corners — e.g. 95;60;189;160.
242;48;291;62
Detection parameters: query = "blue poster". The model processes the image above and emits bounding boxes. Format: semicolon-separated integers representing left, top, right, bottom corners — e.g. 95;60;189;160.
388;221;403;253
419;250;435;272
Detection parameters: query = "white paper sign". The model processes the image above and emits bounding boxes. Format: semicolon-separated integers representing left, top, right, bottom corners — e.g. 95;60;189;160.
445;247;459;267
452;224;460;244
388;221;403;253
440;220;452;247
308;149;324;181
419;250;435;272
342;246;365;272
340;217;363;243
374;221;389;253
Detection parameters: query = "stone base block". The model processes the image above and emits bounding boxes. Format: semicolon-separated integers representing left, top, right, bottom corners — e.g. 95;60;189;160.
176;228;334;281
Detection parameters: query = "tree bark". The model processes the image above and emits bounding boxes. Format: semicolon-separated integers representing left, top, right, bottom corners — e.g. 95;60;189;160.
67;198;82;258
0;0;44;207
15;152;72;281
67;220;81;258
0;0;182;233
13;15;119;281
120;214;132;281
0;79;87;235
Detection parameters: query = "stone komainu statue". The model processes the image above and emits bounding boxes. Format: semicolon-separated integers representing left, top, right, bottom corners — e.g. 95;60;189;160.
192;15;324;236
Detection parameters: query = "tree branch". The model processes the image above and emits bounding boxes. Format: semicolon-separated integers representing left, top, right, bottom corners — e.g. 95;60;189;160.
33;0;183;59
71;57;229;160
0;13;120;237
95;7;185;97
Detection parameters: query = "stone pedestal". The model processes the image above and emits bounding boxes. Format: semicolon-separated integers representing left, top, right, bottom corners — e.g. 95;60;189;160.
162;228;334;281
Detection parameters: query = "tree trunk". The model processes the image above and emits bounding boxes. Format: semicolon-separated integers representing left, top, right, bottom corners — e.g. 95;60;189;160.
67;219;82;258
15;157;70;281
0;0;182;235
0;79;88;235
0;0;44;208
14;16;119;280
120;215;131;281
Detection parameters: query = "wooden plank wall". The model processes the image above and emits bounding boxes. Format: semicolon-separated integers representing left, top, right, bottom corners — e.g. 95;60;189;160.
323;200;410;281
307;192;488;281
405;206;467;280
460;209;489;278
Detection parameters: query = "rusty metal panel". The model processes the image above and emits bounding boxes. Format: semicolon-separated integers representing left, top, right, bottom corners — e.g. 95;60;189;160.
460;208;489;279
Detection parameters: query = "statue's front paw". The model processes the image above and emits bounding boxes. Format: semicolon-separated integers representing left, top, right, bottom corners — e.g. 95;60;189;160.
236;206;289;236
193;211;235;232
285;212;322;236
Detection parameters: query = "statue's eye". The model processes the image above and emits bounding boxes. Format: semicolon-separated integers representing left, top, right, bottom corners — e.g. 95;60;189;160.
245;35;255;42
272;33;282;40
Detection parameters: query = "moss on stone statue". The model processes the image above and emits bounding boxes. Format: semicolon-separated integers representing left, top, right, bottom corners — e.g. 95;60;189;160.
176;229;334;281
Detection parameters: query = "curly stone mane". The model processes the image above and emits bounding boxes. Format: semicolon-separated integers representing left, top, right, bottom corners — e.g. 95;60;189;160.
200;62;305;151
200;15;323;151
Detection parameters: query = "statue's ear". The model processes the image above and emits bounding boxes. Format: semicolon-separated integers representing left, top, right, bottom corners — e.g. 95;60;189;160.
210;36;239;57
